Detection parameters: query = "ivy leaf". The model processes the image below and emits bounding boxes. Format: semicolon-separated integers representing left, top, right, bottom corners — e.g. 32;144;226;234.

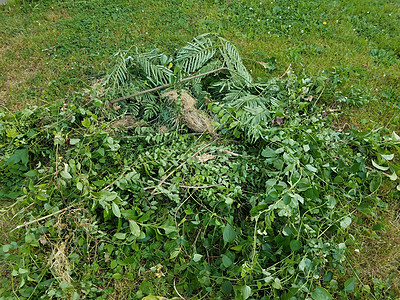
311;287;333;300
223;224;236;243
112;203;121;218
344;277;356;292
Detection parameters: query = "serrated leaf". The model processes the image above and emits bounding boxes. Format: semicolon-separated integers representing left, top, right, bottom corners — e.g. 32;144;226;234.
340;216;352;229
129;220;141;237
311;287;333;300
344;277;356;292
223;224;236;243
371;160;389;171
112;203;121;218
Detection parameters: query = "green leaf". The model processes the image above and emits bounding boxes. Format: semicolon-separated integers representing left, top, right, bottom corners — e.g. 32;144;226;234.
261;147;276;158
371;160;389;171
305;164;317;173
93;180;105;187
129;220;141;237
311;287;333;300
60;170;72;179
193;254;203;262
388;172;398;181
344;277;356;292
369;176;382;193
221;281;233;294
333;175;344;184
290;240;302;252
380;153;394;161
114;233;126;240
223;224;236;243
112;203;121;218
222;254;233;267
69;138;80;145
242;285;251;299
81;118;91;128
76;182;83;191
372;223;385;231
340;217;352;229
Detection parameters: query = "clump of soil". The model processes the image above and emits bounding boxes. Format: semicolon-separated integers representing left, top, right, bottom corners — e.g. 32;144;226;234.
162;90;216;137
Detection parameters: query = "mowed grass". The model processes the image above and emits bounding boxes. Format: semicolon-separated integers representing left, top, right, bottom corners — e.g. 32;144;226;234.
1;0;400;297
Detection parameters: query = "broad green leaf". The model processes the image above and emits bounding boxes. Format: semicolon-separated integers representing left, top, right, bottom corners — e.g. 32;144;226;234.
76;182;83;191
372;223;385;231
223;224;236;243
290;240;302;252
114;233;126;240
369;176;382;193
344;277;356;292
129;220;140;237
371;160;389;171
93;180;105;187
333;175;344;184
303;144;310;152
60;170;72;179
261;147;275;158
311;287;333;300
222;254;233;267
69;138;80;145
112;203;121;218
305;164;317;173
242;285;251;299
221;281;232;294
381;153;394;161
193;254;203;262
81;118;91;128
272;278;282;289
340;216;352;229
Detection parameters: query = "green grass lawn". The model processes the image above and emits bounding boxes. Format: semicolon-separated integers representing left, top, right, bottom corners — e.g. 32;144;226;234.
1;0;399;299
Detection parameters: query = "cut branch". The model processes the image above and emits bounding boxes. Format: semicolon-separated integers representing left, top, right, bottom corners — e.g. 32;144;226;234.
111;66;228;104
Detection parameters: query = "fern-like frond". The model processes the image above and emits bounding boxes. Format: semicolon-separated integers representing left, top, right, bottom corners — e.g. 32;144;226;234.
218;37;253;86
176;33;217;74
134;50;173;86
103;51;130;89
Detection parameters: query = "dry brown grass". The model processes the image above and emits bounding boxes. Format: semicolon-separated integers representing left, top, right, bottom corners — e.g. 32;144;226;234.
162;90;216;137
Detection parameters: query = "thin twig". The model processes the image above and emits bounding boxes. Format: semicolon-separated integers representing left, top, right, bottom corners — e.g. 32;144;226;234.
11;204;76;232
150;141;213;195
111;67;228;103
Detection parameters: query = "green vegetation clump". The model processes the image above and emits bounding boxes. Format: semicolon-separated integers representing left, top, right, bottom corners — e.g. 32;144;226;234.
1;34;399;299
